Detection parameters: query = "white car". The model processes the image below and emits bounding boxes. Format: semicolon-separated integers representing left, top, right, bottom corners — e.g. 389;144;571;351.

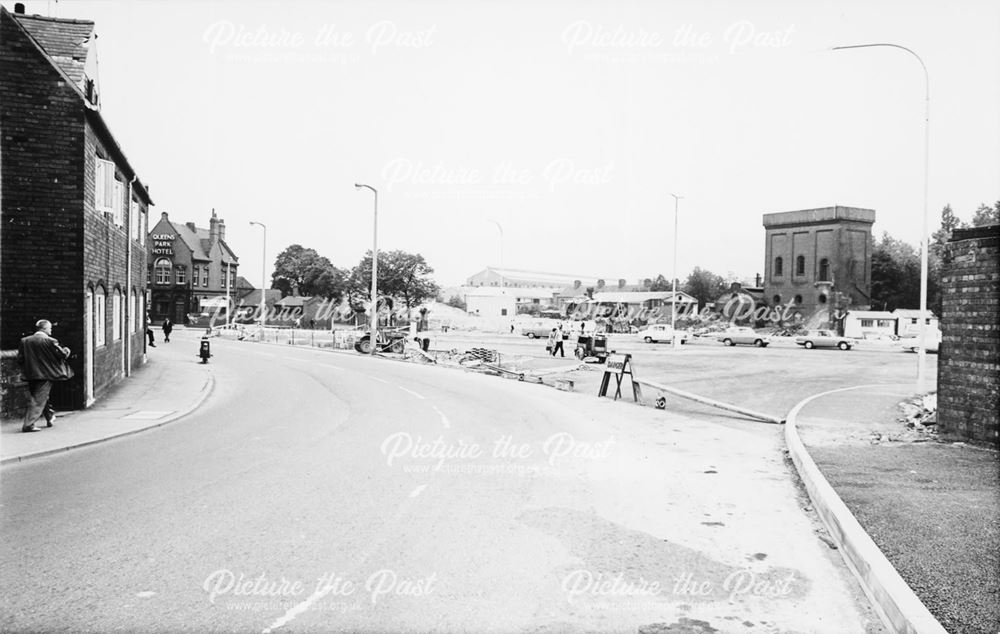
900;329;941;353
717;327;770;347
637;324;688;344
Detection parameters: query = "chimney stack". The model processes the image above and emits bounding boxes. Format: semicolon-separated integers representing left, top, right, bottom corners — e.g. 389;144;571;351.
209;209;219;244
14;3;25;14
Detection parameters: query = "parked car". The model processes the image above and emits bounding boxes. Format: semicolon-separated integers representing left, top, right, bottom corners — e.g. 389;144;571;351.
518;319;561;339
637;324;688;344
794;329;853;350
717;327;770;347
899;328;941;353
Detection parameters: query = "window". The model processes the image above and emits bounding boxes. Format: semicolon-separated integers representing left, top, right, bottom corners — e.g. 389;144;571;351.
877;319;894;328
146;267;151;285
129;290;137;334
129;199;139;240
229;268;236;289
95;158;115;213
795;255;805;276
139;209;146;246
191;266;199;286
155;258;171;285
112;289;122;340
774;257;783;277
819;258;830;281
773;295;781;305
95;287;106;347
113;181;124;226
818;294;827;304
201;266;209;287
176;266;186;285
501;308;508;316
794;294;803;304
861;319;874;327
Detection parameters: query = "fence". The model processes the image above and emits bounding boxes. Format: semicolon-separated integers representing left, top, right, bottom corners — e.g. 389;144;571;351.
212;326;363;351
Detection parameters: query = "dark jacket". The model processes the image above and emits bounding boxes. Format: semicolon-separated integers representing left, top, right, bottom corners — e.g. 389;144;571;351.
162;320;173;333
17;332;72;381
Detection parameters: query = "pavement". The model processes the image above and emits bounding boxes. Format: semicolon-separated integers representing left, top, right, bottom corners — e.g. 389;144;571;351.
1;329;214;465
795;386;999;634
2;328;987;633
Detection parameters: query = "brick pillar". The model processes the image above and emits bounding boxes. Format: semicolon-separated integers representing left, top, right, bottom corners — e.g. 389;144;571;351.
937;224;1000;446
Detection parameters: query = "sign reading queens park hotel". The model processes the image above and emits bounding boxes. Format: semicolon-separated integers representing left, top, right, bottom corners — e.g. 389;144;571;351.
151;234;175;256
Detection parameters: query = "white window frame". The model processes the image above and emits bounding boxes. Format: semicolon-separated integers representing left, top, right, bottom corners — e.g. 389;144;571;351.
155;258;171;285
129;290;137;334
95;158;116;214
139;209;147;246
129;198;139;240
201;266;209;287
113;181;124;227
176;266;186;285
112;289;122;340
95;287;106;347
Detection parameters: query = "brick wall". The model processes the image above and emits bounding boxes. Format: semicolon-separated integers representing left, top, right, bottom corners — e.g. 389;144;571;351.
937;224;1000;447
1;10;87;410
1;10;149;413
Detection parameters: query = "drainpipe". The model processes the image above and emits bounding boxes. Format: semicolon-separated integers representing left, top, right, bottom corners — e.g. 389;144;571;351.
126;175;137;376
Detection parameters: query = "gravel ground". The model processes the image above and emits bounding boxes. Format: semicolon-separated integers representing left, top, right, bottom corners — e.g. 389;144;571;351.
801;391;1000;634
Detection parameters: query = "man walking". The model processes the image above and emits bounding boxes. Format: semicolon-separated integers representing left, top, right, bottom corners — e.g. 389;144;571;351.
17;320;72;432
548;327;564;357
162;317;173;343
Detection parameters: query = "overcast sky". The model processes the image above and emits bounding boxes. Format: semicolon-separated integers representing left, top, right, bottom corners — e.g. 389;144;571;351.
27;0;1000;287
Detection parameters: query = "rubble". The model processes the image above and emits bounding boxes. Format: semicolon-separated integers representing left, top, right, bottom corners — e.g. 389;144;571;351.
897;393;939;436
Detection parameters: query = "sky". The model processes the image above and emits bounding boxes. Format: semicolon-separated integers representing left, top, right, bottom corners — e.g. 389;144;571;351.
22;0;1000;288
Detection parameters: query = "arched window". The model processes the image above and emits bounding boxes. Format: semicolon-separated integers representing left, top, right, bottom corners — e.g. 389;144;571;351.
818;294;828;304
794;294;803;304
774;257;783;277
95;286;106;347
773;294;782;305
819;258;830;281
155;258;171;285
112;288;122;341
795;255;805;276
129;289;137;334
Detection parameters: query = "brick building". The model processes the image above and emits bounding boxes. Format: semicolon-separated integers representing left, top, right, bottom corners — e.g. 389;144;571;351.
1;4;152;411
146;210;238;324
937;224;999;447
762;206;875;323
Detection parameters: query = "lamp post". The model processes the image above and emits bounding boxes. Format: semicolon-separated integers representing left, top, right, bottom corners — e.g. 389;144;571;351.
669;193;683;349
249;221;267;330
355;183;378;356
832;43;930;391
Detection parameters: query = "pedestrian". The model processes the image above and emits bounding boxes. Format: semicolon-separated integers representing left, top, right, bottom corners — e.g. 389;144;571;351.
162;317;173;343
146;314;156;347
548;327;564;357
17;320;73;432
310;318;316;330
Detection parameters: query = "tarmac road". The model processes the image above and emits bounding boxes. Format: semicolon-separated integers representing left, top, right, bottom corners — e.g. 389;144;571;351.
1;330;884;633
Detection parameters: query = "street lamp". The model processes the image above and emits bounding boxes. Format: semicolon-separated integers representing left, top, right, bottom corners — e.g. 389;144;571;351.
832;43;930;391
487;219;505;289
669;193;683;350
355;183;378;356
249;221;267;330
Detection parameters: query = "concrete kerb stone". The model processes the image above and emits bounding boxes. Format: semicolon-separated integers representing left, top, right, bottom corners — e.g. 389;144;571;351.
0;373;216;466
784;384;948;634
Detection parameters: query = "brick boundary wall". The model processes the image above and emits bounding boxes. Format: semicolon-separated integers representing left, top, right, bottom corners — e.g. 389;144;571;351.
937;224;1000;447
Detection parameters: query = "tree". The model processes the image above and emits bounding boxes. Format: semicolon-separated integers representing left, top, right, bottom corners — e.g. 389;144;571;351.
682;267;728;309
445;295;467;311
871;232;921;311
971;201;1000;227
347;250;440;318
648;274;671;292
271;244;345;300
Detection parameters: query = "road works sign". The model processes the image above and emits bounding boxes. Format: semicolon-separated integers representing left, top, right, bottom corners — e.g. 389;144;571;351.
599;353;642;402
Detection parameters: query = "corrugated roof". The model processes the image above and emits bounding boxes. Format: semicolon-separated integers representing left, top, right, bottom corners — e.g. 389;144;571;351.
12;13;94;87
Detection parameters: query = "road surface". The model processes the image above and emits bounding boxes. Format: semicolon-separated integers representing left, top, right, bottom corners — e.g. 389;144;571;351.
1;330;885;633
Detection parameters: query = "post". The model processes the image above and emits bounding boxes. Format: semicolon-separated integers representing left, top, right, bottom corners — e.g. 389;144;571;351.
249;221;267;331
669;193;683;349
355;184;379;356
831;43;930;391
225;261;231;328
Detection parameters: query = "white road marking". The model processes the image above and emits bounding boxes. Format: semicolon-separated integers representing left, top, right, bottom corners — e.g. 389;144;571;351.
409;484;428;498
368;376;390;384
397;386;425;400
432;405;451;429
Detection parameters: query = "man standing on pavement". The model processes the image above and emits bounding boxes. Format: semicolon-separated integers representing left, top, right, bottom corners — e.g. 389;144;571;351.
146;314;156;348
17;320;73;433
162;317;173;343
